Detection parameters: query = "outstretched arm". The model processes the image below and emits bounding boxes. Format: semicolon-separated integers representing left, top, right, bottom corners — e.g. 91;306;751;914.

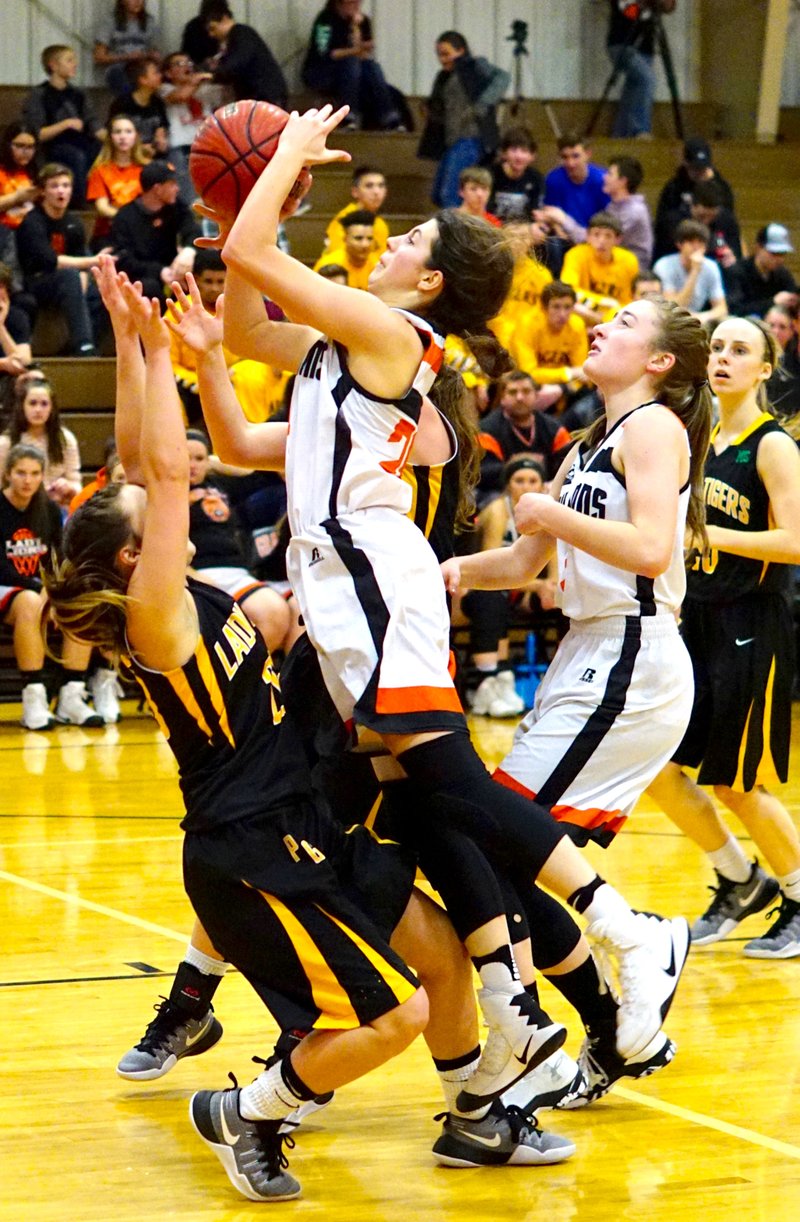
704;430;800;565
167;276;289;470
92;256;145;485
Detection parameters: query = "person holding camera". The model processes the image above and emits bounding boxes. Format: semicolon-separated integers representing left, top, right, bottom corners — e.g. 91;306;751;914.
607;1;676;139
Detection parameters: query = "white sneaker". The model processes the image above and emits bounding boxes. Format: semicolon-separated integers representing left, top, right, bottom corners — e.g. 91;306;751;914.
468;673;499;716
488;670;525;718
501;1047;586;1113
21;682;55;731
55;680;105;727
456;988;567;1112
89;668;122;724
586;913;690;1060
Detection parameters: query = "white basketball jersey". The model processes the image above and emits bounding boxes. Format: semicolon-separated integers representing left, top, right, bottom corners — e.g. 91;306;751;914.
285;310;444;536
557;402;690;620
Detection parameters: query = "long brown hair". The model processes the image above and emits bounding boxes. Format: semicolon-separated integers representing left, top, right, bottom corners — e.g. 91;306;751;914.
583;297;712;544
41;484;134;660
8;379;65;467
424;210;514;524
91;114;151;170
723;314;800;440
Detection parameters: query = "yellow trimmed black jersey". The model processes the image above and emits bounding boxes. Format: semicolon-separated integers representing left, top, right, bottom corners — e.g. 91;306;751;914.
401;446;460;564
120;579;311;833
687;414;792;602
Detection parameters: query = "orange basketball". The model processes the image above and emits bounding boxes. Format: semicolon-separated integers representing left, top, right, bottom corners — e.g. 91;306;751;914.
189;99;312;220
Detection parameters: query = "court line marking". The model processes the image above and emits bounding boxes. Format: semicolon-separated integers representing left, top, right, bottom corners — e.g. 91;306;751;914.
614;1085;800;1159
0;868;187;944
0;834;183;849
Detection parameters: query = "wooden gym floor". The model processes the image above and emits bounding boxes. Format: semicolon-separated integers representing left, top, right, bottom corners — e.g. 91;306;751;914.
1;703;798;1221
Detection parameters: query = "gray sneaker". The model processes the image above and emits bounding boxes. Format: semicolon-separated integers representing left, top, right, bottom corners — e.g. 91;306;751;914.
117;999;223;1080
190;1084;301;1201
691;861;780;945
432;1101;576;1167
743;895;800;958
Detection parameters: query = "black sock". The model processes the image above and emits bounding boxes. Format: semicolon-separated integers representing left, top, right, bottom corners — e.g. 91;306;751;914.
169;961;223;1015
432;1046;481;1074
524;980;540;1005
567;876;606;914
20;668;45;685
282;1054;317;1103
545;956;617;1030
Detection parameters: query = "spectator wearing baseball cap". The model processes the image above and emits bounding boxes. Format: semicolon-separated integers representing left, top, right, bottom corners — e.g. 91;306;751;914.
727;223;798;318
653;135;736;260
110;158;201;299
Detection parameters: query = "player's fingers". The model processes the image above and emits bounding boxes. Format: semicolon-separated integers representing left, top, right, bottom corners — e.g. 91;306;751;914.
194;235;224;250
171;280;190;309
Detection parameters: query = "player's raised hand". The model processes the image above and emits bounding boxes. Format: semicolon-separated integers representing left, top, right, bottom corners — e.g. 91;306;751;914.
92;254;134;332
278;105;352;168
166;273;224;354
121;279;170;350
193;201;233;250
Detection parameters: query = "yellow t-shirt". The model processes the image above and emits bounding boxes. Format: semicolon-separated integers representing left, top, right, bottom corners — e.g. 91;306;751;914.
489;255;553;349
325;203;389;255
560;244;639;318
509;308;589;384
314;246;380;291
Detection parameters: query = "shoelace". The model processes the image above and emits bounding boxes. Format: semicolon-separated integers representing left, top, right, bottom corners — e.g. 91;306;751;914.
504;1103;540;1142
761;896;800;934
703;874;737;914
136;998;185;1052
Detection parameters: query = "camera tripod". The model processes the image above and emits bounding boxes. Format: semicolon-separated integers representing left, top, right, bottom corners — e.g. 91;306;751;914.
586;3;684;138
505;19;561;137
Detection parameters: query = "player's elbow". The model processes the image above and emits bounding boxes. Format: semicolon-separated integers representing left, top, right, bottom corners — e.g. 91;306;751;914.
638;544;672;580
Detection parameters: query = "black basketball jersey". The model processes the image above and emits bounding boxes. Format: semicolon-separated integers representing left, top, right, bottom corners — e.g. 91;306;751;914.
120;579;311;833
402;441;460;564
687;413;792;603
189;482;247;570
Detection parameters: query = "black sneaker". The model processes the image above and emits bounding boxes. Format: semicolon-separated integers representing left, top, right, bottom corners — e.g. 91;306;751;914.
432;1101;576;1167
559;1019;676;1108
744;894;800;958
116;998;223;1080
691;860;780;945
190;1081;300;1201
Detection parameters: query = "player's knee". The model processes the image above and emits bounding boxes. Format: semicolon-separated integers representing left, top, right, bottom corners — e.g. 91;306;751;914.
376;987;429;1053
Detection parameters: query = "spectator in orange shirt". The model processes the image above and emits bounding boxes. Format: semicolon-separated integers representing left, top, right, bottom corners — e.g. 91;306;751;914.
86;114;149;245
0;124;40;263
457;166;501;227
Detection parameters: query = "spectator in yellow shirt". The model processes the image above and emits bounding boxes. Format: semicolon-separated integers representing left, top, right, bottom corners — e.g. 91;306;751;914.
324;164;389;255
314;209;380;289
560;210;638;326
489;219;552;349
169;249;288;426
509;281;590;396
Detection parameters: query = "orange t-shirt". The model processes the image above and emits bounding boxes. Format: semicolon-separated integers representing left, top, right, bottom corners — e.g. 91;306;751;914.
0;166;36;229
87;162;144;210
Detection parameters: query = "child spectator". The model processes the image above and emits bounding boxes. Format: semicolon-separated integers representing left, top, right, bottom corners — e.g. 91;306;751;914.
316;263;348;286
0;442;105;728
159;51;213;203
542;133;609;230
108;57;169;158
325;164;389;255
204;2;288;108
22;45;103;209
111;160;200;300
0;376;81;508
689;178;742;273
726;223;798;318
765;302;797;351
457;166;501;226
16;163;109;356
489;220;553;351
313;209;379;288
602;155;653;268
560;210;639;327
86;115;148;247
94;0;162;95
653;218;729;325
489;126;543;222
0;263;32;379
418;31;509;209
0;124;40;263
508;281;590;400
303;0;403;131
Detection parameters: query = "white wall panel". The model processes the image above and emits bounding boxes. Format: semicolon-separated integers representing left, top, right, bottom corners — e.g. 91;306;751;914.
0;0;700;101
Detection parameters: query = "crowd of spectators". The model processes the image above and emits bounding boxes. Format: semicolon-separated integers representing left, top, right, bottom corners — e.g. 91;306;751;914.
0;5;798;728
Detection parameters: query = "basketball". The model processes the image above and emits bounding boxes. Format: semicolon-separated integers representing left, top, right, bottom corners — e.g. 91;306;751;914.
189;99;312;221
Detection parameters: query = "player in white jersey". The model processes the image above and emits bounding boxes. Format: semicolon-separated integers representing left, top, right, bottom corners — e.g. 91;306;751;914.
444;297;711;1100
191;106;692;1112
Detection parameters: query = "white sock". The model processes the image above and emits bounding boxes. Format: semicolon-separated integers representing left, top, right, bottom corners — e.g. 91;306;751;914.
435;1048;489;1120
707;835;750;883
184;942;229;977
778;868;800;902
580;882;636;932
239;1059;300;1121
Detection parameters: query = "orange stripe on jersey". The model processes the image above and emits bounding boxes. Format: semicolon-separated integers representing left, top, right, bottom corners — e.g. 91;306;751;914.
166;667;213;739
478;432;504;461
233;580;263;602
376;683;463;715
492;767;626;834
447;650;457;681
194;636;235;749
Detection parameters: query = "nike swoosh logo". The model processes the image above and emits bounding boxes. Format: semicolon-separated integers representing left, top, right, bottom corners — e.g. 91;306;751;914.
515;1035;533;1066
735;638;755;647
185;1025;210;1049
737;882;762;907
464;1130;503;1148
663;940;677;978
219;1108;240;1146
